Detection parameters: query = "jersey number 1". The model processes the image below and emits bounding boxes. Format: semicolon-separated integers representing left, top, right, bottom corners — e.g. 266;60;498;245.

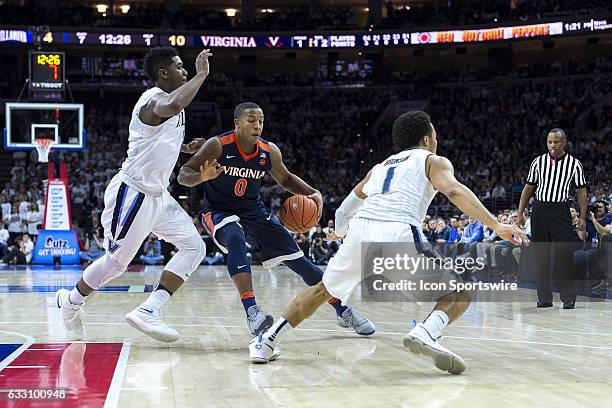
234;178;247;196
382;167;396;193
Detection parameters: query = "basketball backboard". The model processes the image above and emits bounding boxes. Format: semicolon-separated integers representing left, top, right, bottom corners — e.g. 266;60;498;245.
3;102;85;150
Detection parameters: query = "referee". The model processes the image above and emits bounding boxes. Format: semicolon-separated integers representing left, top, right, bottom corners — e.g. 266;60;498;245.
517;128;587;309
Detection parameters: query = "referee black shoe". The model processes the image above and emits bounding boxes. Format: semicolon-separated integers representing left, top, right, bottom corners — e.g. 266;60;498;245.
536;301;553;308
562;301;575;310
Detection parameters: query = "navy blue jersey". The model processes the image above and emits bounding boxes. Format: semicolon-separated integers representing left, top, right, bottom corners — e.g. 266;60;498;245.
203;130;272;212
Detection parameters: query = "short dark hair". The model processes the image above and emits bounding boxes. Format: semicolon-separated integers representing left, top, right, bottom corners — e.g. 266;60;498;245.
548;128;566;139
143;46;179;81
392;111;432;150
596;200;609;213
234;102;261;118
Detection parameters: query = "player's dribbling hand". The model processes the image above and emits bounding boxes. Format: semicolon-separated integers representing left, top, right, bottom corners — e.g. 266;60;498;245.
199;159;224;181
195;49;213;77
494;223;530;246
307;191;323;219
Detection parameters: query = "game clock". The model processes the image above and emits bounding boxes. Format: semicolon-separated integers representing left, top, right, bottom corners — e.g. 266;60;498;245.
64;32;157;46
29;51;65;91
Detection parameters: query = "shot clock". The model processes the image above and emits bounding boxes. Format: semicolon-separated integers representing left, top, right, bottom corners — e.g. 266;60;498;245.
29;51;65;91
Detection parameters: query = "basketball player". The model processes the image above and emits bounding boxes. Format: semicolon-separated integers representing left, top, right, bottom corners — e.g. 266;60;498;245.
177;102;374;336
249;111;529;373
56;47;213;343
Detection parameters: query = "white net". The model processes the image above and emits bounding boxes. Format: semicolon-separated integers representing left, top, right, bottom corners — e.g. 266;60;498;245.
33;138;55;163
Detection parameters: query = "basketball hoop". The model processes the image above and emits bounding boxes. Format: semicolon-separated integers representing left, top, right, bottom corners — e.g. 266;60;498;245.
33;138;55;163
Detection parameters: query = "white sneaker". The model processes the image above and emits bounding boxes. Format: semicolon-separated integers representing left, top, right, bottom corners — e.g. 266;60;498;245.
55;289;86;340
403;323;466;375
249;334;281;363
125;307;179;343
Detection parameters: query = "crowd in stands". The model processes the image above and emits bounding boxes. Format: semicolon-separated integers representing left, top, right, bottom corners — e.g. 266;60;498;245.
420;203;611;291
0;57;610;279
2;0;611;32
370;58;612;217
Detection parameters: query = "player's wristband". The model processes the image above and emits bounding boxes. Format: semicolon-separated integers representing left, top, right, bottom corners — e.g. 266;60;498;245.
334;191;364;237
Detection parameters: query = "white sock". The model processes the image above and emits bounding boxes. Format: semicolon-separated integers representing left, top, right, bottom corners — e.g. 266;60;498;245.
264;317;293;342
69;287;86;305
422;310;449;340
140;289;171;312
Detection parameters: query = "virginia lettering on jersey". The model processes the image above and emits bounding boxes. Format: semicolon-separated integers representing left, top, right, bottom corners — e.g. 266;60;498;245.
222;166;266;179
202;130;273;212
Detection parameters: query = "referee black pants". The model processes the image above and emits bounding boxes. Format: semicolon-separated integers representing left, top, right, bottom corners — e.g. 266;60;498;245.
531;201;576;303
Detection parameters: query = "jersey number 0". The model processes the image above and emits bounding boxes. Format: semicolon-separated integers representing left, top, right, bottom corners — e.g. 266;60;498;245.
234;178;247;196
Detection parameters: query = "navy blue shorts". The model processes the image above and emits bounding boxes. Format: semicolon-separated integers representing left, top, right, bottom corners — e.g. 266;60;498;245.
201;205;303;268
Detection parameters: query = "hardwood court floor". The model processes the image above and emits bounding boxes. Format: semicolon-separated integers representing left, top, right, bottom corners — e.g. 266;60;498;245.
0;265;611;407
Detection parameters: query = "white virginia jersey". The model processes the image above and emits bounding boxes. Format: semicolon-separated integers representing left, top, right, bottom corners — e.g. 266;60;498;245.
355;148;437;226
119;87;185;195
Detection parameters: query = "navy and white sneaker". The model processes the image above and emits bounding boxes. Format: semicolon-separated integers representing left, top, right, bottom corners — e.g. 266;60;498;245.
125;306;179;343
337;306;375;336
247;305;274;335
249;334;281;363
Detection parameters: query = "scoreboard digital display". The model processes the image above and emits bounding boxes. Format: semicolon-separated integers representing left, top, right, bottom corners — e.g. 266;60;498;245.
5;16;612;51
29;51;65;91
63;32;158;46
159;34;194;48
563;18;612;33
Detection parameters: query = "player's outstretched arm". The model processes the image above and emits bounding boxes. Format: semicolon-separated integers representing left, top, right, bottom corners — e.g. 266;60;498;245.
268;142;323;216
177;138;224;187
332;170;371;238
140;49;213;125
427;155;529;245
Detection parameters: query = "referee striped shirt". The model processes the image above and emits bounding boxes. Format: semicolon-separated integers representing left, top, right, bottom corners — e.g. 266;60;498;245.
526;152;586;202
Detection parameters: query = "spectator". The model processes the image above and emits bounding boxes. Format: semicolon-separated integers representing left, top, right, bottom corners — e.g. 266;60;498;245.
18;193;30;216
0;194;10;218
1;182;14;197
0;222;8;257
3;203;24;245
72;176;90;223
80;230;105;264
139;234;164;265
24;202;43;241
458;216;484;258
433;219;451;252
447;217;461;243
310;225;329;265
491;184;506;198
424;218;437;242
81;211;103;238
1;234;34;264
586;200;612;243
460;217;484;244
322;219;340;257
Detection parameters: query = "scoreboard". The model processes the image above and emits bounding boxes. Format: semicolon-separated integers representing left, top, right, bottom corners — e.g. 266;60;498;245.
64;32;157;46
3;16;611;50
29;51;65;91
